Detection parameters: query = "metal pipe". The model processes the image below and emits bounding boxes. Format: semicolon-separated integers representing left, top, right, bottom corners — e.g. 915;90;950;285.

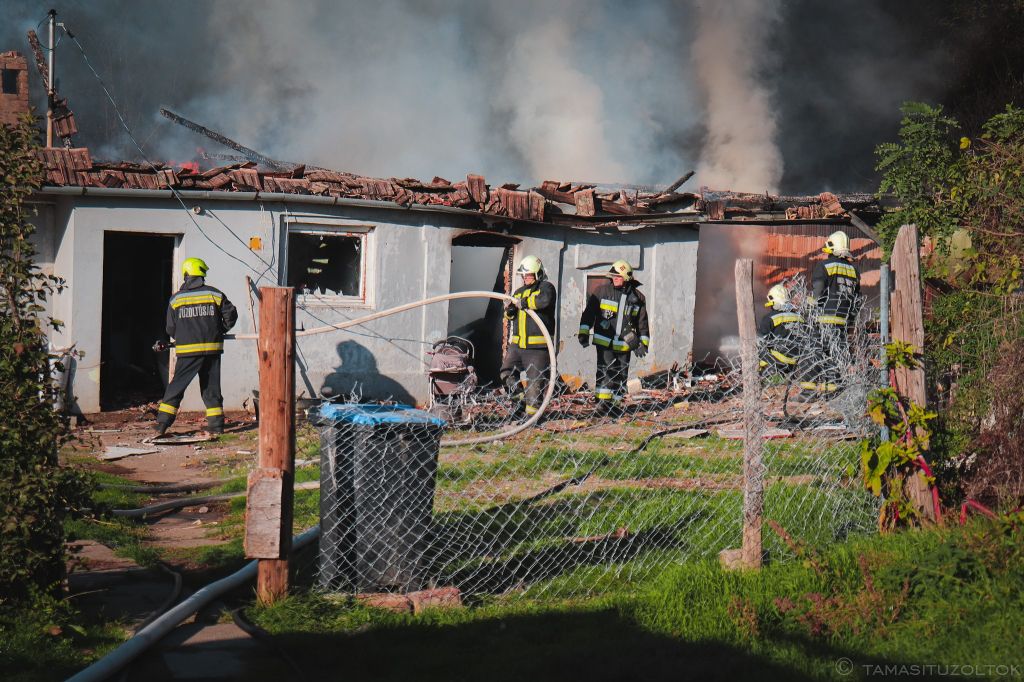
46;9;55;147
879;263;891;442
64;525;321;682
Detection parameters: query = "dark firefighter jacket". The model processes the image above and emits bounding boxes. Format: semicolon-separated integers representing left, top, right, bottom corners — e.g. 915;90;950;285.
579;279;650;353
505;280;557;349
758;308;805;366
812;256;861;324
166;276;238;356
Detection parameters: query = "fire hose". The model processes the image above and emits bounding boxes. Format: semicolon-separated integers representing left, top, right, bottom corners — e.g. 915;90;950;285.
65;525;321;682
229;291;558;447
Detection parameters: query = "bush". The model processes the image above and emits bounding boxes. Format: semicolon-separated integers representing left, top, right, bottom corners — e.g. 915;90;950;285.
0;115;90;601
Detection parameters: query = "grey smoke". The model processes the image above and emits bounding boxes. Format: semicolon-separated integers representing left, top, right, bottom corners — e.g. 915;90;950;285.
692;0;784;192
0;1;959;191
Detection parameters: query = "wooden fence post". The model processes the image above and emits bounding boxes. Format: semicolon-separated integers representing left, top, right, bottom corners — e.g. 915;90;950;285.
245;286;296;604
889;225;936;521
719;258;766;570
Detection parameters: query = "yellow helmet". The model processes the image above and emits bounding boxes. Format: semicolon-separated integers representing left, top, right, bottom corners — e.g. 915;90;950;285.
182;257;209;277
609;259;633;281
516;255;545;280
823;231;851;257
765;284;789;307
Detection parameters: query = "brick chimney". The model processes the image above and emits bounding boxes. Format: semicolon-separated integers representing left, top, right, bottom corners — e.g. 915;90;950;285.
0;51;30;127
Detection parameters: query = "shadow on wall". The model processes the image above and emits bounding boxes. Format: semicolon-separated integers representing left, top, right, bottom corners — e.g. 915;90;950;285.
320;339;417;406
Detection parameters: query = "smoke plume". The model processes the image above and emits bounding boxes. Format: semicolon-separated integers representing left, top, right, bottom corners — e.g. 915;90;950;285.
691;0;784;193
0;1;965;191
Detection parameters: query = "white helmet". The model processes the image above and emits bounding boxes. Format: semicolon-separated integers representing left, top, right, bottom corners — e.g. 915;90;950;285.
765;284;789;308
823;230;851;258
516;255;545;281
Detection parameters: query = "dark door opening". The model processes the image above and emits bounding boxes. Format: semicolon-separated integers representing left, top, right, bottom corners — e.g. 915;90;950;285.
448;233;516;388
100;233;175;410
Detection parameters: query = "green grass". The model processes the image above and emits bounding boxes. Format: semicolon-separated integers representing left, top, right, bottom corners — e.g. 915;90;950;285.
247;518;1024;682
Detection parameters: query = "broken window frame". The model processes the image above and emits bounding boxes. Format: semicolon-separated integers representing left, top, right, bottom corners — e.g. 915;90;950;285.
283;218;374;308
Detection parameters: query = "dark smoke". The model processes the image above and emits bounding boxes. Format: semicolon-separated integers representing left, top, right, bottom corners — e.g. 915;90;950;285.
0;0;978;191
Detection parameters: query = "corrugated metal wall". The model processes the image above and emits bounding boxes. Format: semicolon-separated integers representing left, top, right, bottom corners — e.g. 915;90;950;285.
756;223;880;301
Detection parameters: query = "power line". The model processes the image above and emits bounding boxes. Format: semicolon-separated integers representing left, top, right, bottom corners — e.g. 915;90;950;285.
61;24;273;284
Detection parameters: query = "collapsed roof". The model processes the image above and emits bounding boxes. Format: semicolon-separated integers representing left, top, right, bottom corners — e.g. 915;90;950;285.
35;147;881;228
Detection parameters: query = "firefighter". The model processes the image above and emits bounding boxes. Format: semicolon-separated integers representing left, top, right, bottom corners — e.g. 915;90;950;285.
805;230;861;392
154;257;238;436
578;260;649;416
758;284;806;376
499;255;557;417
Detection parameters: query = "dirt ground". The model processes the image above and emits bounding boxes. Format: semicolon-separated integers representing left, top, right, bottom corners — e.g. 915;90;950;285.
65;408;294;681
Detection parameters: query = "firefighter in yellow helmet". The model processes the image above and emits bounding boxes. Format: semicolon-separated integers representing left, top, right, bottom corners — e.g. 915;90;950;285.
758;284;806;376
805;230;861;392
499;255;557;417
153;257;237;436
578;260;650;416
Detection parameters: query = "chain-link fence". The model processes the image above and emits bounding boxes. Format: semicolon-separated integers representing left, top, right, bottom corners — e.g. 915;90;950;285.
312;281;881;598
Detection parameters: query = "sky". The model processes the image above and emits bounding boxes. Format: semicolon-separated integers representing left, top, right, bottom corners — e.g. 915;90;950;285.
0;0;955;193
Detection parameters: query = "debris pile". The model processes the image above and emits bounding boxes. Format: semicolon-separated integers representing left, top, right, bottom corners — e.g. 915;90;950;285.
36;146;880;228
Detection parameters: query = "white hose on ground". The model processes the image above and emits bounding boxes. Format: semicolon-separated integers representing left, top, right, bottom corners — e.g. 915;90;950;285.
64;525;321;682
234;291;558;447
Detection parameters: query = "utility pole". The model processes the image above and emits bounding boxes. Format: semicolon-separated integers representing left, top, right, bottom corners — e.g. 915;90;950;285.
46;9;56;148
244;287;296;604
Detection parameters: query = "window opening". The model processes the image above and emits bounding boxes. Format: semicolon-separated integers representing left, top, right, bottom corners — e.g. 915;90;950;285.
287;231;363;298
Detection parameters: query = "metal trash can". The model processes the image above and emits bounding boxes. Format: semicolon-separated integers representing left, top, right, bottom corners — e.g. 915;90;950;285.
317;403;445;592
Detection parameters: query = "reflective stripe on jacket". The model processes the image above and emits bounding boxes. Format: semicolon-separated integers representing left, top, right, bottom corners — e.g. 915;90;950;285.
166;276;238;356
758;309;805;364
506;280;557;349
579;279;649;352
812;256;861;321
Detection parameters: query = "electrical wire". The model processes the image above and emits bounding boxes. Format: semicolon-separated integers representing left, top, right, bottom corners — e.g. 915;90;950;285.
62;26;274;283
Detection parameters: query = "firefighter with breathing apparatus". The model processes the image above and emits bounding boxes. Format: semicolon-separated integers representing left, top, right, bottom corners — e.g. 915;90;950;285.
153;257;237;436
499;255;557;417
759;283;806;377
578;260;650;416
805;230;861;392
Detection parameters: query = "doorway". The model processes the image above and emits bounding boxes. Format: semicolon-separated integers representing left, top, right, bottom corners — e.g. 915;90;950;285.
100;232;176;410
448;233;517;388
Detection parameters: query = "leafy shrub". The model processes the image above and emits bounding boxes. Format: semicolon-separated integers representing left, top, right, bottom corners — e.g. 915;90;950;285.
0;116;90;601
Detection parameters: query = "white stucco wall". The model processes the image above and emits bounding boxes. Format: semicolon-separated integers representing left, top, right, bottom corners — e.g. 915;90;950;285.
511;226;699;388
37;191;700;413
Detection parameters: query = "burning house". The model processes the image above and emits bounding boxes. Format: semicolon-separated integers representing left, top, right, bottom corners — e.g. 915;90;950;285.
3;48;883;414
24;147;880;413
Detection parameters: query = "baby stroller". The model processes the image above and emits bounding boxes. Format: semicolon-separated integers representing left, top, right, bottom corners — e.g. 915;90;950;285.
426;336;477;423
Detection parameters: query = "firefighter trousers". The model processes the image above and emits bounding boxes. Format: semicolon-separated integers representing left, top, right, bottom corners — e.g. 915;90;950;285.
802;323;849;392
156;354;225;431
595;347;630;403
499;347;549;415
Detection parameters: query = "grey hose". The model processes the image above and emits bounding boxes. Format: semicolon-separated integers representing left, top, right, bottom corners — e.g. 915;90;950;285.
112;481;320;519
64;525;321;682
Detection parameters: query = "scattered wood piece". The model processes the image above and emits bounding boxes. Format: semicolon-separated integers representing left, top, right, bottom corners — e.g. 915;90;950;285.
662;428;709;440
99;446;159;461
716;427;792;440
567;527;630;544
407;587;462;614
146;433;215;445
355;593;413;613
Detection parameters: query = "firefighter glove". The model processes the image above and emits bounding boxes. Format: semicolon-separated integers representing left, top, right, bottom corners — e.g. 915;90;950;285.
505;303;518;318
634;343;648;358
578;333;590;348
